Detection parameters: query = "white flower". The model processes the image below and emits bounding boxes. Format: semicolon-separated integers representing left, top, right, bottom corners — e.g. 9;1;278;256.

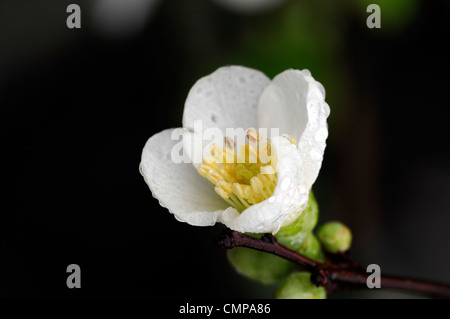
140;66;329;234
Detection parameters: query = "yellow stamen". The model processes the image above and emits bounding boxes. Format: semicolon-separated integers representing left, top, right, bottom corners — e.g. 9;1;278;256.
283;134;297;146
225;136;235;149
197;129;287;212
246;128;261;143
206;169;223;184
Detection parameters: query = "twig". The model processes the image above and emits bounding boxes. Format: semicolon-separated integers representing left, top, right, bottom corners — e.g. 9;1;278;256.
214;229;450;298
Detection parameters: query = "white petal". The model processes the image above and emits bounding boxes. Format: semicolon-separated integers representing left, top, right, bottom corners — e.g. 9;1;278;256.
258;69;330;189
140;128;228;226
182;66;270;134
220;136;309;234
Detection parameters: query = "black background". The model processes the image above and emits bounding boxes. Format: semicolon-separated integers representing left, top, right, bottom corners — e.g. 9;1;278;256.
1;0;450;299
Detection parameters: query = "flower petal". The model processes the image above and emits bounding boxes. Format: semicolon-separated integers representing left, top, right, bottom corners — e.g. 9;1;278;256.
140;128;229;226
182;66;271;134
220;136;309;234
257;69;330;189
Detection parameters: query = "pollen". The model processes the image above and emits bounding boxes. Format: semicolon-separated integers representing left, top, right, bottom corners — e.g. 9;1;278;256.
198;129;278;212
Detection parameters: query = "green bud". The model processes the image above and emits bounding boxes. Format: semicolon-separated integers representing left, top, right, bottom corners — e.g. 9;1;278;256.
276;231;308;251
297;233;325;263
227;247;295;285
275;272;327;299
277;192;319;238
276;192;319;251
317;221;352;254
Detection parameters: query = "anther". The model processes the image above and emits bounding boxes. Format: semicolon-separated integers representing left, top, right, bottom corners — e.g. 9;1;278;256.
246;128;261;143
197;134;277;213
225;137;235;150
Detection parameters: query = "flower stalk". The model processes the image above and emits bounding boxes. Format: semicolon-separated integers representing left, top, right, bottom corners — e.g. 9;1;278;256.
215;229;450;298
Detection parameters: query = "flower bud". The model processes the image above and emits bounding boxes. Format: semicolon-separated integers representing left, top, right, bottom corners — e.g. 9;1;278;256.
296;232;324;263
276;192;319;250
275;272;326;299
317;221;352;253
276;231;307;251
227;247;294;284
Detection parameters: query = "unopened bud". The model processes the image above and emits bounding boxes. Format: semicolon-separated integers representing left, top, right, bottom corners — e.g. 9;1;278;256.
275;272;326;299
297;233;324;263
227;247;294;285
277;192;319;237
317;221;352;254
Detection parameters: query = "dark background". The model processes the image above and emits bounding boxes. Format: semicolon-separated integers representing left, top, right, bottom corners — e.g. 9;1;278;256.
1;0;449;298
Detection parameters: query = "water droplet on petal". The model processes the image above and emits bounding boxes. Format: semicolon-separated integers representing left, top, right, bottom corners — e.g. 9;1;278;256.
310;148;322;161
323;103;331;117
316;81;326;98
314;128;328;142
301;69;311;77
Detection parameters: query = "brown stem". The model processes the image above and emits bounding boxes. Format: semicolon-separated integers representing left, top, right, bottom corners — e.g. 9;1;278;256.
330;270;450;297
215;229;319;270
214;229;450;298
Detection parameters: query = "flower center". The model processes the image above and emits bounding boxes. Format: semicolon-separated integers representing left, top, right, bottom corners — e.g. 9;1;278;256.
197;129;279;212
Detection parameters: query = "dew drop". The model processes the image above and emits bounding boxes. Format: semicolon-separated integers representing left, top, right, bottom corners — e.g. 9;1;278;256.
314;128;328;142
310;148;322;161
301;69;311;77
316;82;326;97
